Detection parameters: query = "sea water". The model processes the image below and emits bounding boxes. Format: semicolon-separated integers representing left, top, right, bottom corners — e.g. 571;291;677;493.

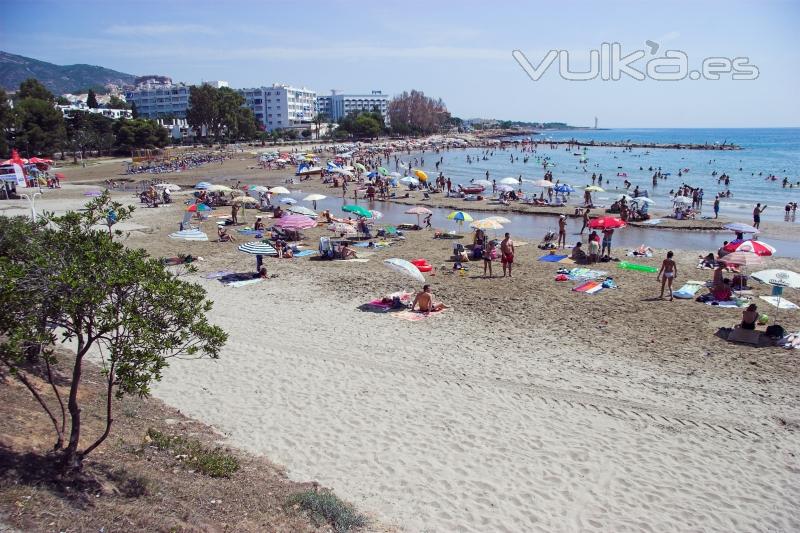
405;128;800;224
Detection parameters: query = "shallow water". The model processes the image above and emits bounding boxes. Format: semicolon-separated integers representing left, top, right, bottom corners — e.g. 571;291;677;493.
296;194;800;259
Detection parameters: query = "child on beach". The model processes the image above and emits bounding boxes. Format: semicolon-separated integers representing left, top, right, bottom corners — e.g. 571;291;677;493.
657;251;678;301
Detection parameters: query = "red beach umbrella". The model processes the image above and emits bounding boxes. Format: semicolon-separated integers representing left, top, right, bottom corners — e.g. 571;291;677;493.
723;239;776;257
588;216;626;230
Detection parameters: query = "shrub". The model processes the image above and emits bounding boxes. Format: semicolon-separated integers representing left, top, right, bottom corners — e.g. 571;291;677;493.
288;489;367;532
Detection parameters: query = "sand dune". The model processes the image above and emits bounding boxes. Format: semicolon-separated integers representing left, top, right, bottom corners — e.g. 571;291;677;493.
153;276;800;532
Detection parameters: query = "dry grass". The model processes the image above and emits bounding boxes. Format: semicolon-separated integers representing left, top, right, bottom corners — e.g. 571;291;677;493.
0;352;368;532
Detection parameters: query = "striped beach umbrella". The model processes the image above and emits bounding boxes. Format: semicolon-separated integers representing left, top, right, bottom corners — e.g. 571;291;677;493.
723;239;776;257
169;228;209;241
238;241;278;256
273;214;317;230
286;205;318;218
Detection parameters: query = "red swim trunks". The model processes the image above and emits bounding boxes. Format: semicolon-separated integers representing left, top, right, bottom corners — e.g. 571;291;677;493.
502;253;514;265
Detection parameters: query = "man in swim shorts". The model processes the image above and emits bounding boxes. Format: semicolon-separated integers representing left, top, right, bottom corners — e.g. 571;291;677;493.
500;232;515;278
411;284;447;313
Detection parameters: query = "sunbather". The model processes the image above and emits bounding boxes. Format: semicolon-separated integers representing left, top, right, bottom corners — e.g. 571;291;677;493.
340;242;357;259
217;226;236;242
571;242;588;264
411;285;447;313
741;304;758;330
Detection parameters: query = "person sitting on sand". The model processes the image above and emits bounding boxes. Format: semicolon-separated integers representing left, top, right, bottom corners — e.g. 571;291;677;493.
217;226;235;242
258;266;268;278
741;303;758;330
273;206;284;219
254;217;265;231
339;242;357;260
411;284;447;313
571;242;588;264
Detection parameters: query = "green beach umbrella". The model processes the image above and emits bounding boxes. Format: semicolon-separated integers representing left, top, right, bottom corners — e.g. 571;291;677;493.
342;204;372;218
354;163;367;172
378;166;389;176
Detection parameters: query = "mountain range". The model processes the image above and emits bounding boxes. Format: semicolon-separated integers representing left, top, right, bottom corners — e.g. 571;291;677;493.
0;51;137;95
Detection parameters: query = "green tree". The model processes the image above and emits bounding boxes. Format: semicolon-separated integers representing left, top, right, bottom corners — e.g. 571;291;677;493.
130;101;139;119
313;112;329;140
0;193;227;470
56;96;70;105
0;87;12;156
14;97;66;156
186;84;219;140
387;90;449;136
18;78;54;102
106;95;129;109
86;89;99;109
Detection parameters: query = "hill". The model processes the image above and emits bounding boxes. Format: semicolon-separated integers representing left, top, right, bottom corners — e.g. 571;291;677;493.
0;51;136;95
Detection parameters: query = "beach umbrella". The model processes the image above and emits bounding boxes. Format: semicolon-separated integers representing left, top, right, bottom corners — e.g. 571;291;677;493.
206;184;232;193
390;171;402;178
471;218;504;230
585;185;605;192
588;216;626;230
399;176;419;187
187;203;211;213
722;251;765;267
532;179;554;188
280;197;298;205
723;222;759;234
486;215;511;224
499;177;519;185
354;163;367;172
169;228;208;241
269;186;291;194
496;184;514;193
342;204;372;218
303;193;326;202
384;258;426;283
405;206;432;225
232;195;258;205
378;167;389;176
617;194;635;202
328;222;357;236
195;182;212;189
414;169;428;182
286;205;318;218
238;241;278;269
474;179;493;188
631;197;654;204
249;185;269;193
723;239;776;256
369;210;383;220
751;269;800;290
156;183;181;191
554;184;575;193
447;211;473;228
672;196;692;205
332;168;354;177
274;214;316;230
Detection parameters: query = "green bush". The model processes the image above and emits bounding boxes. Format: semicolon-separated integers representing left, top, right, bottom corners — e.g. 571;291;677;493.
288;489;367;532
145;428;240;478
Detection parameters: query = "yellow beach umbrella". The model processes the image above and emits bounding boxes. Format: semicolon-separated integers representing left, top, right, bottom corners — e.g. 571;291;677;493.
414;169;428;182
471;218;504;230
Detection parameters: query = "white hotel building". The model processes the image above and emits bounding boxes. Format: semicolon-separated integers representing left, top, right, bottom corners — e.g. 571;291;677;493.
316;90;390;122
238;84;316;132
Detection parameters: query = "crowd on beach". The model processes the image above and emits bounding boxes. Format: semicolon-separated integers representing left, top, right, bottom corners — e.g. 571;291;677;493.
126;152;230;175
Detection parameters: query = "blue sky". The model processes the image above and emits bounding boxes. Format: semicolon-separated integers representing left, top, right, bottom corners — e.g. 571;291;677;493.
4;0;798;127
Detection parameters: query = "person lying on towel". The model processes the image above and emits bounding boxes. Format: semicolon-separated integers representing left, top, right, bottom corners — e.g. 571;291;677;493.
411;285;447;313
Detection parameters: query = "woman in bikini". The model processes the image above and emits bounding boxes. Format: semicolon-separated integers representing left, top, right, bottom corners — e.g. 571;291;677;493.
657;250;677;301
741;304;758;330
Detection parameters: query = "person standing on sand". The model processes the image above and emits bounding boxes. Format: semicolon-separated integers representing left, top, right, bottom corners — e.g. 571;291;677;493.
753;203;766;228
500;232;515;278
557;215;567;248
601;228;614;257
657;251;677;301
231;203;240;225
483;239;496;278
580;208;591;234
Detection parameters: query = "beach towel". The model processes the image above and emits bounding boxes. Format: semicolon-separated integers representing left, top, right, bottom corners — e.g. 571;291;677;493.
705;300;742;308
392;309;445;321
573;281;603;293
203;270;235;279
292;250;316;257
538;254;568;262
225;278;263;288
759;296;799;310
674;281;705;299
237;229;263;236
334;258;370;263
567;268;608;281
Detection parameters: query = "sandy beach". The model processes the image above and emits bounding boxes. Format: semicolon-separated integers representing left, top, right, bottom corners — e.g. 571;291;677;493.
5;153;800;531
